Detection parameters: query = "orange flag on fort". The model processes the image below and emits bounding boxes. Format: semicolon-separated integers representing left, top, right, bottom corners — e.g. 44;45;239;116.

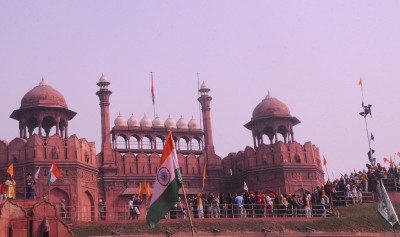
323;156;327;166
384;157;390;163
151;72;155;104
147;182;151;199
201;161;207;189
7;164;14;176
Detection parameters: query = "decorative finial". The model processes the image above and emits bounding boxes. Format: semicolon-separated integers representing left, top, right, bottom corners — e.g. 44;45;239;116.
266;91;272;99
39;77;47;86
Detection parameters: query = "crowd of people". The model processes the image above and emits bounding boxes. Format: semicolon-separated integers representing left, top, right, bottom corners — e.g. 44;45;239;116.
0;173;37;201
166;162;398;219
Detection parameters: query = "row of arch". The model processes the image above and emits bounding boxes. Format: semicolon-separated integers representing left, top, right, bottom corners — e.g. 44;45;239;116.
115;152;206;176
113;134;204;151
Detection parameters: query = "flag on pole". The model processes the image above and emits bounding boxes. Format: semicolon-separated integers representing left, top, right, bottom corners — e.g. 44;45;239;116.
323;156;327;166
138;183;143;198
383;157;390;163
151;72;155;104
7;164;14;176
47;160;62;185
244;181;249;192
147;182;151;199
146;131;182;228
201;161;207;189
358;78;363;96
34;167;40;179
370;133;375;141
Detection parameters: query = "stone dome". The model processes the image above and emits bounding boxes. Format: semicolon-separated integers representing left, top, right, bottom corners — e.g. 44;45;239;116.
152;115;164;128
20;78;68;109
176;116;189;129
127;114;140;127
251;91;291;120
188;116;201;129
114;113;127;126
140;114;152;128
164;116;177;128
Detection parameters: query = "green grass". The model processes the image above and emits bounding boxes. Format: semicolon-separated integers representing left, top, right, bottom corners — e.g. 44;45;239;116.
71;203;400;237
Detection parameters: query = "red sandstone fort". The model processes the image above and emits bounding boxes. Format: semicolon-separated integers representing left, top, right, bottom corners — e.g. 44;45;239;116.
0;75;324;235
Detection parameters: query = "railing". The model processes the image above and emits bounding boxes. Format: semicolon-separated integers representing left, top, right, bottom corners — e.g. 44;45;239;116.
59;203;333;223
331;191;374;206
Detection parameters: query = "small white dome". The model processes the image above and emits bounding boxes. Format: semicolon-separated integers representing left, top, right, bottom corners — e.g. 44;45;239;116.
200;81;209;90
188;116;201;129
152;115;165;128
114;113;127;127
164;116;177;128
99;73;108;83
127;114;140;127
140;114;152;128
176;116;189;129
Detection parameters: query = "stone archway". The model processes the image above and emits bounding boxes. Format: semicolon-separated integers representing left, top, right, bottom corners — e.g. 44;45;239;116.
81;190;95;221
49;187;71;221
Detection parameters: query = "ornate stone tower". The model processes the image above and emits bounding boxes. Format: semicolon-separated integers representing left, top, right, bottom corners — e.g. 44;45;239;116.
244;91;300;148
198;82;222;175
10;78;76;138
96;74;115;169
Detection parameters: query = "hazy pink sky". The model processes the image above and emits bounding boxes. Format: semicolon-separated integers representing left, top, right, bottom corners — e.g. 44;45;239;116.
1;1;400;179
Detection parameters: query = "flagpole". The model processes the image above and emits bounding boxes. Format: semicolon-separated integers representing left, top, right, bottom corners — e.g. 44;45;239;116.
324;165;330;181
151;72;156;119
23;167;27;200
181;183;195;237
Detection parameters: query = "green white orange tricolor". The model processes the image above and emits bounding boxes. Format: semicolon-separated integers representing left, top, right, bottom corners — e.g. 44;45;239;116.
146;131;183;228
47;160;62;185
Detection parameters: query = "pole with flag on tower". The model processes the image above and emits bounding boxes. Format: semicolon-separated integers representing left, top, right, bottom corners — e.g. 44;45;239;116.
150;72;156;119
47;160;62;202
7;163;14;177
323;156;330;181
358;78;399;228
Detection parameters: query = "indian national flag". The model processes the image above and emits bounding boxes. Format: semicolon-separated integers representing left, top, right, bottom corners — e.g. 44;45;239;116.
47;160;62;185
146;131;182;228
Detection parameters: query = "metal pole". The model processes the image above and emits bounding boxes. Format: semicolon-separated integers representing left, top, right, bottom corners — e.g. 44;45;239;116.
181;183;195;237
23;167;26;200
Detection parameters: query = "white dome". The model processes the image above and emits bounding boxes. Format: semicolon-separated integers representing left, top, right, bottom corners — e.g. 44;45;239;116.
188;116;201;129
140;114;152;128
127;114;140;127
164;116;177;128
99;73;108;83
152;115;165;128
200;81;209;90
114;113;127;127
176;116;189;129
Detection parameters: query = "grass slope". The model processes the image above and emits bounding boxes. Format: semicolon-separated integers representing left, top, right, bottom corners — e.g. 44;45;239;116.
71;203;399;237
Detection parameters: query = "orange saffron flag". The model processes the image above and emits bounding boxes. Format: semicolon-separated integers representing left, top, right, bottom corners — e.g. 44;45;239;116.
7;164;14;176
383;157;389;163
201;162;207;189
151;72;155;104
147;182;151;199
358;78;363;86
138;183;143;197
323;156;327;166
